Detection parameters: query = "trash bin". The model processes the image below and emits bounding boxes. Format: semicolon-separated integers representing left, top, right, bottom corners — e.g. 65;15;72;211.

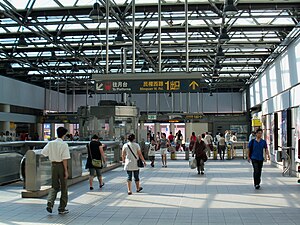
170;152;176;160
213;149;218;160
227;145;232;160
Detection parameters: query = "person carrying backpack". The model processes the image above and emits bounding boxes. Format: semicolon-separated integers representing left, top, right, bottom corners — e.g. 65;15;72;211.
247;128;270;189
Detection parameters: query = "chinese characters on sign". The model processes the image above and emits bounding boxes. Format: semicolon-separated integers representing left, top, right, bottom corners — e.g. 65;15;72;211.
96;81;131;92
95;80;201;93
140;80;181;91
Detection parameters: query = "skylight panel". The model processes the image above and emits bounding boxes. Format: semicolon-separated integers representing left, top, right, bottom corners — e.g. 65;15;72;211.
33;0;60;9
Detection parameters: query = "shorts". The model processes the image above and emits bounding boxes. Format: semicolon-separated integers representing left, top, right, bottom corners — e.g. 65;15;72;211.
127;170;139;182
160;148;168;155
149;156;155;161
89;168;102;177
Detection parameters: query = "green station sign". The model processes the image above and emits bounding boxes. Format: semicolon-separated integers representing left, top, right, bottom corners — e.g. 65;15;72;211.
95;79;203;93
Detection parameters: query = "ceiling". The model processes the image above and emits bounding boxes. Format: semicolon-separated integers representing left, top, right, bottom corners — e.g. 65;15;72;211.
0;0;299;94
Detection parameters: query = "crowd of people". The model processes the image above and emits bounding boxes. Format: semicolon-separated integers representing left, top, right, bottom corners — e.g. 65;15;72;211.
40;126;273;215
0;131;15;142
0;130;81;142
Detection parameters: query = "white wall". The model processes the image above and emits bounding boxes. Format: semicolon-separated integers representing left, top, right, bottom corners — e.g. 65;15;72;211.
70;92;243;113
185;122;208;141
249;34;300;113
45;89;67;112
0;76;44;109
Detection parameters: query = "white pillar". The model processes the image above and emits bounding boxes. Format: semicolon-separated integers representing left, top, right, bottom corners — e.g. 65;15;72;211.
51;123;56;139
64;123;71;133
154;123;161;139
170;123;175;135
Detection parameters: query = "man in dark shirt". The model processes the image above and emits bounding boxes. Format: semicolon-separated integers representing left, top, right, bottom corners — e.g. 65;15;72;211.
247;128;270;189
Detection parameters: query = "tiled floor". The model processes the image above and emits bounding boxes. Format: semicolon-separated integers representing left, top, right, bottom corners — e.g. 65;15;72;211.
0;153;300;225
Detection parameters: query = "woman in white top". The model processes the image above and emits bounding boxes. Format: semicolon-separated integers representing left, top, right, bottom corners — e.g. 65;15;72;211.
122;134;146;195
159;133;170;167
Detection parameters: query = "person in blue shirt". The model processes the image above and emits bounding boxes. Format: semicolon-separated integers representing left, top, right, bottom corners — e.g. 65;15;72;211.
247;128;270;189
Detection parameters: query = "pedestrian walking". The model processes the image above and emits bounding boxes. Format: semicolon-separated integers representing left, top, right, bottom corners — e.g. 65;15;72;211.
218;133;226;160
148;139;157;167
122;134;146;195
41;127;70;214
192;135;208;175
247;128;270;189
85;134;106;190
159;133;169;167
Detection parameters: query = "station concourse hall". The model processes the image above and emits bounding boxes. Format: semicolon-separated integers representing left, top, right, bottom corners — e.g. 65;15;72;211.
1;0;300;225
1;156;300;225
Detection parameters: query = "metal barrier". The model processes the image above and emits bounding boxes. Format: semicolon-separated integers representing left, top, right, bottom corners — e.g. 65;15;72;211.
231;141;248;159
0;152;23;185
24;141;121;192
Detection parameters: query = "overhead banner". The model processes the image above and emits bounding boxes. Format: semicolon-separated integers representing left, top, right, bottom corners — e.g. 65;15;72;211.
95;79;203;93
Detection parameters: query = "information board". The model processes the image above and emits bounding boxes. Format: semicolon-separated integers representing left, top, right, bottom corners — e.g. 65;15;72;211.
95;79;202;93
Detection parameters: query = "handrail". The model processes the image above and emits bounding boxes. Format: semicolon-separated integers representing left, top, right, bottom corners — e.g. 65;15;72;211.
23;141;121;192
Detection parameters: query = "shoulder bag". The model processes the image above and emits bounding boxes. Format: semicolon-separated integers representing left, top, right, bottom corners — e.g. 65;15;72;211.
88;144;102;168
127;144;144;168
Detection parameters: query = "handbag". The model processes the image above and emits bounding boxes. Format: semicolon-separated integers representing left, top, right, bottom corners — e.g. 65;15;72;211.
127;144;144;168
88;144;102;168
201;151;208;162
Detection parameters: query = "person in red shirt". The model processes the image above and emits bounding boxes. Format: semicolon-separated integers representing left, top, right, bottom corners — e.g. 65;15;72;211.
189;132;197;151
168;132;174;144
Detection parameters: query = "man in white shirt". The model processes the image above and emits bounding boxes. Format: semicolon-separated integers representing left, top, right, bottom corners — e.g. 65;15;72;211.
249;131;256;142
225;130;231;144
41;127;70;214
204;132;213;152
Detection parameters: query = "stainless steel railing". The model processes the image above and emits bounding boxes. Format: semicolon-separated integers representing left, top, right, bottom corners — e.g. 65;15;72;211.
23;141;121;192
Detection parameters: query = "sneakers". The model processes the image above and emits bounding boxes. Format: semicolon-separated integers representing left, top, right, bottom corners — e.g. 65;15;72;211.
89;187;94;190
58;209;69;215
46;202;52;213
255;185;260;189
100;183;105;188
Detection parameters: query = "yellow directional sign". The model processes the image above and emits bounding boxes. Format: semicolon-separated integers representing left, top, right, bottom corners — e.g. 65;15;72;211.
189;81;199;90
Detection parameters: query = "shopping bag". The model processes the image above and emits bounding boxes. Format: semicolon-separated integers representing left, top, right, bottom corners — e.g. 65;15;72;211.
189;157;197;169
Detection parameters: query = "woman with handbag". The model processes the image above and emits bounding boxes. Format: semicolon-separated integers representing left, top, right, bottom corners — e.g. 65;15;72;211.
122;134;146;195
85;134;106;190
192;134;208;175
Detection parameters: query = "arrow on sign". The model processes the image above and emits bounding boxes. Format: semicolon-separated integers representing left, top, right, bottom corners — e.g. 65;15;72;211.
96;82;104;91
189;81;199;90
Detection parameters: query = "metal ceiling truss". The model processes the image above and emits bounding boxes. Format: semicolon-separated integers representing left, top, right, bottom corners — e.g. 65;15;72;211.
0;0;299;93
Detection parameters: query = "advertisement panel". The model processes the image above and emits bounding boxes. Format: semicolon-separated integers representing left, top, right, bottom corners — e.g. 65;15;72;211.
281;110;288;148
296;108;300;161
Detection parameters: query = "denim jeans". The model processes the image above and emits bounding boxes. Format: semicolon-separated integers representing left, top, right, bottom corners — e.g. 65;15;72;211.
127;170;139;182
251;159;264;186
